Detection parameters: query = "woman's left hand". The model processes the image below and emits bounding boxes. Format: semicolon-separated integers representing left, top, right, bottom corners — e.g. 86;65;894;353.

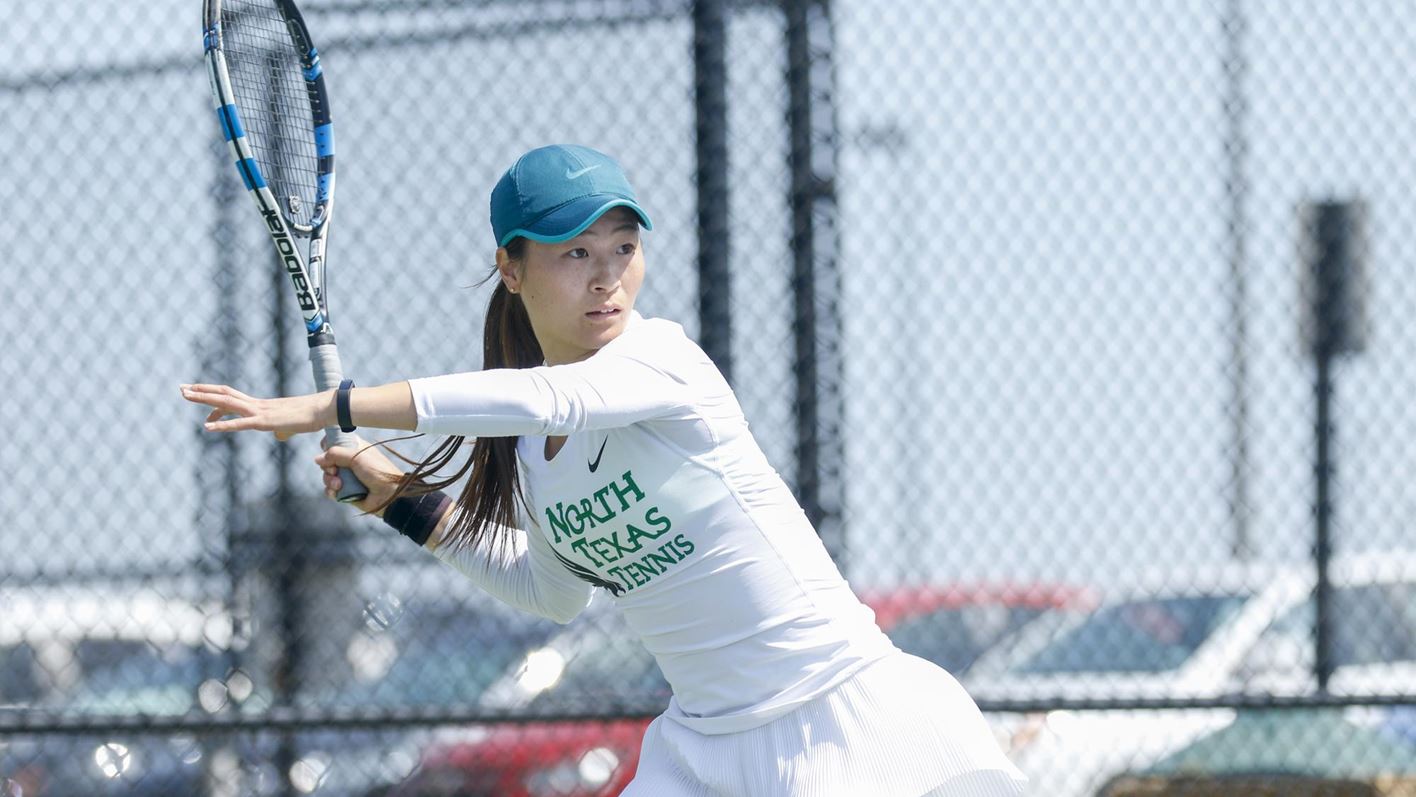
180;383;333;440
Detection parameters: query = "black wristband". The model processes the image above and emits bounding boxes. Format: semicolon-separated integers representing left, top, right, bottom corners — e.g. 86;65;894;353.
336;378;356;433
383;490;453;546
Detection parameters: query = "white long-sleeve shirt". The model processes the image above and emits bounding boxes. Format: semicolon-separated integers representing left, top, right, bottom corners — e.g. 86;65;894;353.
409;312;895;733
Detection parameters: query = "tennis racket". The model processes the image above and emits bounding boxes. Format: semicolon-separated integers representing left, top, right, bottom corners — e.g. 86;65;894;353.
203;0;367;502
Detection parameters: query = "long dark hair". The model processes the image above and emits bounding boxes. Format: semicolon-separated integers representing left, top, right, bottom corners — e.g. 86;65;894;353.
376;237;539;552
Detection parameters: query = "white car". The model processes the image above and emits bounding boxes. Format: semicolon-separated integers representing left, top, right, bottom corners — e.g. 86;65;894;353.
0;586;238;712
963;552;1416;797
0;586;238;796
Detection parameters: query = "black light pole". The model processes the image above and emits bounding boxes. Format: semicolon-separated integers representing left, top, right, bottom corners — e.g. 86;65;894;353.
1300;199;1367;693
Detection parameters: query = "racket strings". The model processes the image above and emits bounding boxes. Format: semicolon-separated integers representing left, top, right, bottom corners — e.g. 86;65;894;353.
221;0;322;229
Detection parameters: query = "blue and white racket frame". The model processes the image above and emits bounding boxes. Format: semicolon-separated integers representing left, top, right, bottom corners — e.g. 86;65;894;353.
203;0;368;503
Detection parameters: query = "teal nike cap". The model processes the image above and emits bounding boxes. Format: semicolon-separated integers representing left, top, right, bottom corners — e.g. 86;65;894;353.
491;144;653;247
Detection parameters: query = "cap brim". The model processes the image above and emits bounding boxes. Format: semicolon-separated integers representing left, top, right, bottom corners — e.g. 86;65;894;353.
499;196;653;247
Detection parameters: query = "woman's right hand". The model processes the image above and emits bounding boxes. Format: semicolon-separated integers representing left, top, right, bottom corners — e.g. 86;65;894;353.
181;383;332;440
314;437;408;516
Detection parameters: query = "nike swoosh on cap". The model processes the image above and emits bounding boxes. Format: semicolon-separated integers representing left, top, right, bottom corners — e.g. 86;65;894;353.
565;165;601;180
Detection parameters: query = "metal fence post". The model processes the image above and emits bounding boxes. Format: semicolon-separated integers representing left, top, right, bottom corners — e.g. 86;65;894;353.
693;0;732;380
1222;0;1254;561
785;0;846;568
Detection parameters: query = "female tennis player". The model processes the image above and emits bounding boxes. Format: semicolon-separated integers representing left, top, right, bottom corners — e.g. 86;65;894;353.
181;144;1027;796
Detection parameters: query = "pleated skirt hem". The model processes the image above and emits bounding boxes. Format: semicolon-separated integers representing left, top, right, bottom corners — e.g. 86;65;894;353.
623;651;1028;797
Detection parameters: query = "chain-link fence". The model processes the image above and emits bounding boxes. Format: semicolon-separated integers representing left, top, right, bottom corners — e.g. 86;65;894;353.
3;1;1415;795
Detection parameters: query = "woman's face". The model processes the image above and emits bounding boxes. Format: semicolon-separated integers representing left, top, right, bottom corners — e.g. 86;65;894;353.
498;207;645;366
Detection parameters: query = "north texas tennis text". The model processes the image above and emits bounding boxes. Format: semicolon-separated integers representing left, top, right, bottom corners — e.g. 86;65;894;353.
543;470;696;593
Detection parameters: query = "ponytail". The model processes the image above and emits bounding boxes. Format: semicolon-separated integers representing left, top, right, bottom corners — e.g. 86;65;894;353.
375;238;540;553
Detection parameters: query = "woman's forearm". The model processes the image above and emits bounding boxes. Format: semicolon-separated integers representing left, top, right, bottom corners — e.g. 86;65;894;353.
343;381;419;432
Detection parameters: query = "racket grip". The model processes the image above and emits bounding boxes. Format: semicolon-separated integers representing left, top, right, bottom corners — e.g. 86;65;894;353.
308;343;369;504
324;427;370;504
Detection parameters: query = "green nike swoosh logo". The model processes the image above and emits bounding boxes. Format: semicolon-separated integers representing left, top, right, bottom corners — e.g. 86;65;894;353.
588;437;608;473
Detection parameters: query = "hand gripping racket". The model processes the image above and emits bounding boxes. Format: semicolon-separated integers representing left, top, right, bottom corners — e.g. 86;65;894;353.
203;0;367;502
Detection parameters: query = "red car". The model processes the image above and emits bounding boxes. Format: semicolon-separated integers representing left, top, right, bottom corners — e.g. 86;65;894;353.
389;719;653;797
387;583;1083;797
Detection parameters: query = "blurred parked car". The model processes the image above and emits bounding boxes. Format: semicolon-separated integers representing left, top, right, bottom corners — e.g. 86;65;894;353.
0;587;234;796
1098;707;1416;797
229;593;561;797
0;579;559;797
965;552;1416;797
862;583;1087;676
389;582;1083;797
1383;705;1416;748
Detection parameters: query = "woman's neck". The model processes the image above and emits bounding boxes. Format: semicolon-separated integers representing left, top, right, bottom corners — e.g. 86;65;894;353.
541;346;599;367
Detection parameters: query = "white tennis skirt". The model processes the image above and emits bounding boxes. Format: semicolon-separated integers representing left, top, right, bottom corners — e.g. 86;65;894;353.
621;651;1028;797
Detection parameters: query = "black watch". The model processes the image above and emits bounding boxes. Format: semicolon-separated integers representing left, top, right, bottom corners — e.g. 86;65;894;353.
336;379;357;433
